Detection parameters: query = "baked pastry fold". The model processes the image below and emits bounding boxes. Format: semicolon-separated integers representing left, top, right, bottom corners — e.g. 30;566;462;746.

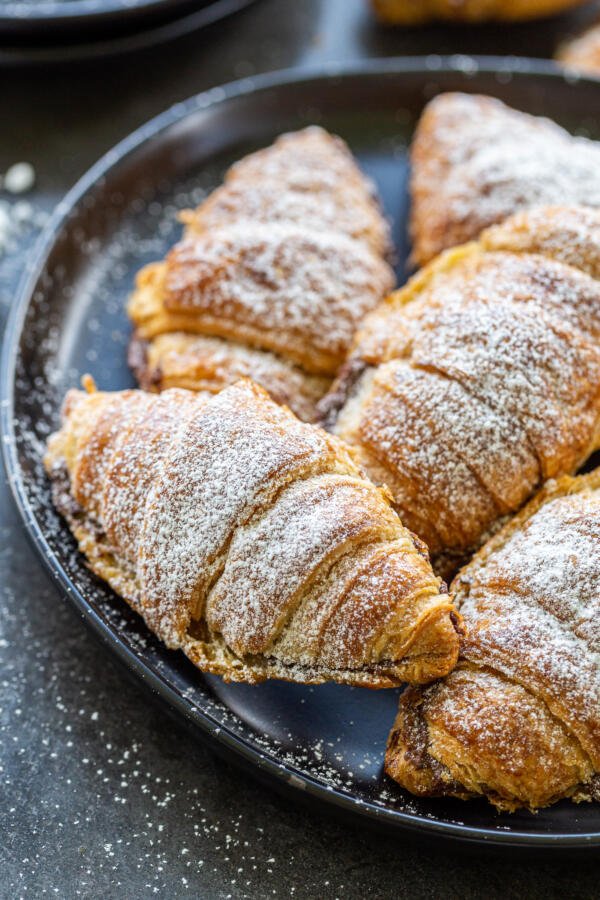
386;470;600;811
128;127;394;421
410;93;600;266
372;0;586;24
321;206;600;576
45;379;461;687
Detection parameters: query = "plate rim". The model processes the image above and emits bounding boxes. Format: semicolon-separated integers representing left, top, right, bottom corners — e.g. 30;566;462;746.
3;57;600;849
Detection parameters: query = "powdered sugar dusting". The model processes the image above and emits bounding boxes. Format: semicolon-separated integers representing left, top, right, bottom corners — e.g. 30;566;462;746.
482;205;600;283
357;362;499;552
102;390;201;568
131;126;394;403
361;359;539;554
138;382;340;647
207;474;397;655
412;299;600;475
464;491;600;643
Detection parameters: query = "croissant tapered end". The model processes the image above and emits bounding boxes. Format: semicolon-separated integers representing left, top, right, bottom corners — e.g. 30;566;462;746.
386;668;597;812
182;126;392;259
45;379;462;687
410;92;600;266
385;471;600;811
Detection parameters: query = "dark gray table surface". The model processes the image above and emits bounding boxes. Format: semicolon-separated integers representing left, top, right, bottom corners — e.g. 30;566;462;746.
2;1;600;897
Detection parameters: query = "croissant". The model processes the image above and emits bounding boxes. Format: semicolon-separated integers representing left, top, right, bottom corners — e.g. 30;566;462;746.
128;127;394;421
371;0;586;23
385;470;600;811
320;205;600;578
44;379;462;687
557;21;600;76
410;92;600;266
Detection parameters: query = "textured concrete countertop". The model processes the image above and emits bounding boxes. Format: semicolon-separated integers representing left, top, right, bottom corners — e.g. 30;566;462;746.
2;1;600;895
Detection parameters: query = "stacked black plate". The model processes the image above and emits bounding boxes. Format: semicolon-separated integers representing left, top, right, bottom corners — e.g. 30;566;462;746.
0;0;257;63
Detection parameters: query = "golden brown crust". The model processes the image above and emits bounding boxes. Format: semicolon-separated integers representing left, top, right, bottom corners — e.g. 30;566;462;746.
372;0;585;24
323;206;600;574
557;20;600;76
128;127;393;420
481;205;600;280
45;379;462;687
385;470;600;811
128;331;330;423
410;93;600;266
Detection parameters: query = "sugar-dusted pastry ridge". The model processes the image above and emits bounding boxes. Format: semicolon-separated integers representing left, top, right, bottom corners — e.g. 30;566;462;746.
385;469;600;811
128;126;394;422
45;379;462;687
321;205;600;577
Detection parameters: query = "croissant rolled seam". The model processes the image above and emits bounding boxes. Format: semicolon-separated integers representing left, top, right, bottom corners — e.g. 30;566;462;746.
44;379;463;687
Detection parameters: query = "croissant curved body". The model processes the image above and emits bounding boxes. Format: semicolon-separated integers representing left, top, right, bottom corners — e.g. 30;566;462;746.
372;0;585;24
128;127;394;421
45;379;461;686
321;206;600;576
386;471;600;811
410;93;600;266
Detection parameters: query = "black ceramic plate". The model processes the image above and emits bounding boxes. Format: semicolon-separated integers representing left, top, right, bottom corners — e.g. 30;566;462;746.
3;59;600;851
0;0;257;62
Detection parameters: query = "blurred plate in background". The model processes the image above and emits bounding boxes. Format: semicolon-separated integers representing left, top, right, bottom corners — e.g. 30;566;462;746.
0;0;258;64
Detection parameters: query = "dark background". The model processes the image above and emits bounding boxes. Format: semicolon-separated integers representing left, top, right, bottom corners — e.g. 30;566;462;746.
2;1;600;896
